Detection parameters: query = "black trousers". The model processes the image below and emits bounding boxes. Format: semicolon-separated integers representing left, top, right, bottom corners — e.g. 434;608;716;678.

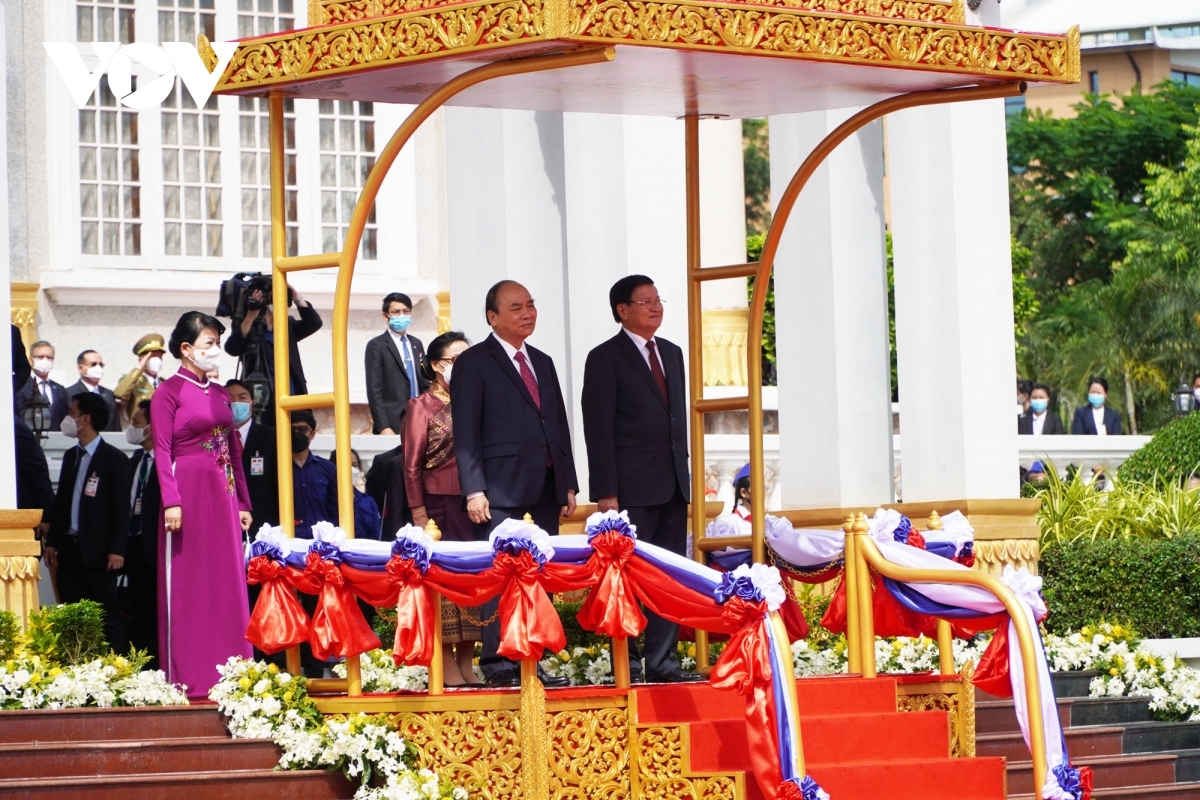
121;538;157;668
474;469;562;678
626;485;688;675
56;537;125;654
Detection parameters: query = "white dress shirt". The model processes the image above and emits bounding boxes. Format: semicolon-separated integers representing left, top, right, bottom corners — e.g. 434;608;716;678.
492;333;537;383
237;420;252;446
1031;412;1046;436
1092;405;1107;436
622;327;658;370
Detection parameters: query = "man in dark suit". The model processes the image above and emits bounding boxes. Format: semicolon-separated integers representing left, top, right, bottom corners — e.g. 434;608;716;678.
582;275;701;683
364;444;409;539
124;399;160;666
15;416;55;541
65;350;120;432
1018;383;1065;435
365;292;429;434
452;280;578;687
1071;376;1123;435
226;379;280;530
45;392;131;651
16;340;70;431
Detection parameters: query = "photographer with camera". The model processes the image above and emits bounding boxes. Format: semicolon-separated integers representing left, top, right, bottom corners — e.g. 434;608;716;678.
223;279;322;419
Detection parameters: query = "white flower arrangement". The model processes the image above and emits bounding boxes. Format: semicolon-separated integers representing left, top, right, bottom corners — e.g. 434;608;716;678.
540;646;614;686
210;657;466;799
0;654;187;710
333;649;431;693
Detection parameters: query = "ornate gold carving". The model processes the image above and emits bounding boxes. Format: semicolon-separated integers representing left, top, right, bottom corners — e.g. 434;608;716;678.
548;708;631;796
310;0;326;26
739;0;958;23
974;538;1040;577
959;661;976;758
214;0;1078;93
568;0;1078;81
520;669;549;800
634;725;740;799
702;308;749;387
897;688;961;757
1065;24;1080;83
197;34;218;73
10;282;39;350
896;668;975;759
392;709;522;797
436;291;452;334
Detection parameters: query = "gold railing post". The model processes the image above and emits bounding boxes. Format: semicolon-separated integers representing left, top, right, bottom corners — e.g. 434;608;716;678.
684;113;711;675
853;514;876;679
425;518;444;696
937;619;955;676
612;637;631;689
841;516;862;674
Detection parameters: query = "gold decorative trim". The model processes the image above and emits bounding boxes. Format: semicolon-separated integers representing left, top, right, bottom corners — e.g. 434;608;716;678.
1065;24;1080;83
436;290;452;334
214;0;1079;93
519;668;549;800
959;661;976;758
197;34;218;73
11;282;39;352
634;724;743;798
897;675;972;758
974;538;1040;577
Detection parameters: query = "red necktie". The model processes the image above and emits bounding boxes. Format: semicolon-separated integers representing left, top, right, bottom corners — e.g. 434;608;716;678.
514;351;541;411
646;341;668;402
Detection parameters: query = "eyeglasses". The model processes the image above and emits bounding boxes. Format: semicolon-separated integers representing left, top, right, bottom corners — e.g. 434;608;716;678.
291;426;313;436
439;355;460;364
626;298;665;308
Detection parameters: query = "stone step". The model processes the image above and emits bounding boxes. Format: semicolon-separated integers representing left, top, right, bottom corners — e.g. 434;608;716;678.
1161;750;1200;784
1122;721;1200;754
977;696;1153;734
1012;782;1200;799
0;706;230;743
1005;753;1177;795
977;726;1125;762
0;769;353;800
0;737;282;779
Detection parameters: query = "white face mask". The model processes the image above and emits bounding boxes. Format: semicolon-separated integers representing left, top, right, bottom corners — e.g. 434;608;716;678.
351;466;363;486
125;425;148;445
441;363;453;386
85;365;104;382
60;415;79;439
145;356;163;376
32;358;53;376
1017;403;1025;416
187;345;221;373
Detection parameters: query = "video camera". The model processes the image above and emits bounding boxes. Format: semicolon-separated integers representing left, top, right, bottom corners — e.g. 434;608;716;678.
216;272;292;325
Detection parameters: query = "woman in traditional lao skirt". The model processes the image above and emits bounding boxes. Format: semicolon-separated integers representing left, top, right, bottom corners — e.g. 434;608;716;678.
402;331;482;687
151;311;253;697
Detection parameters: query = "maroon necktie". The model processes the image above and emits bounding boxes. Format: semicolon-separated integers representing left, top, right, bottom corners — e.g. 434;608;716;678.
646;340;668;402
514;351;541;411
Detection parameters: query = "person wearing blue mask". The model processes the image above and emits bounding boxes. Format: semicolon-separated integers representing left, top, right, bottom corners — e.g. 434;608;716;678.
1018;383;1064;435
1071;377;1123;435
365;292;429;435
226;379;279;530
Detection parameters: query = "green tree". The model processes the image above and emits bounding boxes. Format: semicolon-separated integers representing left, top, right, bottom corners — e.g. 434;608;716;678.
743;119;771;237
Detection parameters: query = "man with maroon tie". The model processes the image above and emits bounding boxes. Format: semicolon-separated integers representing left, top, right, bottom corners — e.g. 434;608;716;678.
582;275;701;684
451;279;578;687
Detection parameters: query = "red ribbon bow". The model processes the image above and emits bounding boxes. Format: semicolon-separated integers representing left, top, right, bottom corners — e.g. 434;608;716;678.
577;531;645;639
245;554;310;654
293;551;379;662
492;551;566;660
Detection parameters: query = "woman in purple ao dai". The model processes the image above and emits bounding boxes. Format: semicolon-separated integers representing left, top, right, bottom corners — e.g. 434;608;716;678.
151;311;253;697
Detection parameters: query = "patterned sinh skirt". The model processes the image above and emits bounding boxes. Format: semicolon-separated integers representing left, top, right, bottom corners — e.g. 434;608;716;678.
426;493;481;644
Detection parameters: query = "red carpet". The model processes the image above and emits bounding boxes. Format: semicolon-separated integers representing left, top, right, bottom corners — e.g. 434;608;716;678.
635;675;1008;800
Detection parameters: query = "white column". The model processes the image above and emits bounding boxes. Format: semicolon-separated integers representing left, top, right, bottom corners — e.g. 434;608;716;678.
0;4;16;508
889;98;1018;501
769;111;894;508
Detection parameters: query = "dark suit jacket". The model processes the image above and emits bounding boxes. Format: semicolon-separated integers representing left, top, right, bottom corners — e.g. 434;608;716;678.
49;438;131;568
1018;410;1065;436
451;334;579;508
365;444;408;539
128;450;161;565
582;331;690;506
11;325;29;395
14;417;54;525
224;303;323;396
1072;405;1123;435
65;381;121;432
240;422;280;529
16;376;70;431
364;332;428;434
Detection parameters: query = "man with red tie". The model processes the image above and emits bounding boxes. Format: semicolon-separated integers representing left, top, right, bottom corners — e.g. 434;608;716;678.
582;275;701;683
451;279;578;687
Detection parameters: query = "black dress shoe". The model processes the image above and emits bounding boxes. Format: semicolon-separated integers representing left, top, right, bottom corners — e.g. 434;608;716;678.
646;667;706;684
539;672;571;688
629;668;646;684
485;669;520;688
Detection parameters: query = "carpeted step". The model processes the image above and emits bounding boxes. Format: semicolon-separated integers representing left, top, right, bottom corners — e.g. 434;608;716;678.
809;756;1008;800
977;726;1125;761
1012;782;1200;799
794;676;900;717
0;768;353;800
0;737;281;779
978;696;1152;734
633;676;899;725
0;707;230;744
685;712;953;772
1005;753;1177;795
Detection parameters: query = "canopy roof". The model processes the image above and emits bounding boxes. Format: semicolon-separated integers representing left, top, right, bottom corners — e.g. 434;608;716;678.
210;0;1079;117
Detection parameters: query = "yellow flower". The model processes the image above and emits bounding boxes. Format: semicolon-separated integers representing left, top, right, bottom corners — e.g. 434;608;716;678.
1081;626;1093;638
687;645;696;659
28;672;40;685
1112;625;1125;638
558;652;571;663
268;663;279;675
239;677;251;691
283;691;294;704
48;667;61;679
1109;667;1119;677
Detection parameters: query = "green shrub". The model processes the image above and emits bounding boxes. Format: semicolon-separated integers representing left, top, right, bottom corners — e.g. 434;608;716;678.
45;601;107;664
555;600;610;652
1040;534;1200;638
1119;412;1200;486
373;605;397;646
0;611;20;661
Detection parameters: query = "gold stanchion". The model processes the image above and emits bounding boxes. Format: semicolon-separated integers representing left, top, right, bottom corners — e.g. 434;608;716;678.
937;619;955;676
519;659;548;800
425;517;445;696
853;514;876;679
841;516;862;674
612;637;631;689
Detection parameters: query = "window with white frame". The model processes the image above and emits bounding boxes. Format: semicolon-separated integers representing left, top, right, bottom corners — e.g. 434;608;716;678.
237;0;294;37
158;0;216;45
79;78;141;256
319;100;377;259
239;96;299;258
77;0;135;43
162;84;223;256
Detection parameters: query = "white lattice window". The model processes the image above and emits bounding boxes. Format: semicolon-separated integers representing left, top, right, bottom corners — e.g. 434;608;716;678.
77;0;135;43
319;100;377;259
79;78;141;256
157;0;216;45
239;96;298;258
162;84;223;256
237;0;294;37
